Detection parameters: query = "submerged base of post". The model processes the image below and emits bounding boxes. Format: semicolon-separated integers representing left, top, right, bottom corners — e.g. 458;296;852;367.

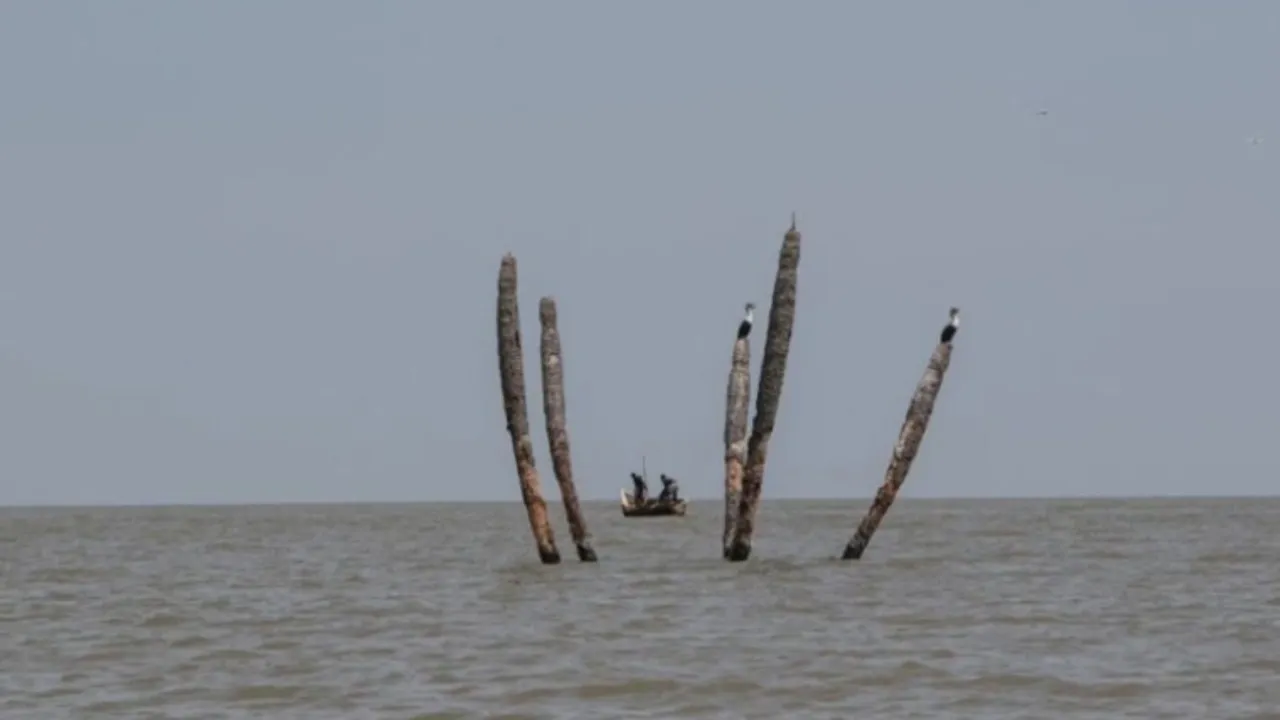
725;539;752;562
722;491;741;560
840;534;869;560
722;459;745;559
522;485;562;565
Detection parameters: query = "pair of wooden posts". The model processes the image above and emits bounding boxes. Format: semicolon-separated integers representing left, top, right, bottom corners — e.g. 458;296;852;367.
498;217;958;565
495;255;596;563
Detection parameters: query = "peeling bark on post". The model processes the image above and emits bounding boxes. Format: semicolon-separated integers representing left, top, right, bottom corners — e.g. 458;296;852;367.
539;297;598;562
842;317;957;560
727;217;801;562
496;254;560;564
722;337;751;558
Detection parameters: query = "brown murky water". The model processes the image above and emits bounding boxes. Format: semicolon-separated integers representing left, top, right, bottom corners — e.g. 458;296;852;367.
2;498;1278;718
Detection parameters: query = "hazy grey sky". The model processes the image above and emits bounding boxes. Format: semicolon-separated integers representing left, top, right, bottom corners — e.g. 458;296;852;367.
2;2;1278;505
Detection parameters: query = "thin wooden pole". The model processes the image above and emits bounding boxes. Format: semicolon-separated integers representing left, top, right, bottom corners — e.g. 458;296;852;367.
726;216;801;562
539;297;598;562
842;309;958;560
496;254;560;564
722;332;751;558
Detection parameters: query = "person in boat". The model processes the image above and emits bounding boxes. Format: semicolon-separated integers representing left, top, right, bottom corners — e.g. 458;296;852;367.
658;474;681;503
630;472;649;505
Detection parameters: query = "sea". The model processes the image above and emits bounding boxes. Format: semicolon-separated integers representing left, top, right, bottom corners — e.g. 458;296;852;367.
2;497;1277;719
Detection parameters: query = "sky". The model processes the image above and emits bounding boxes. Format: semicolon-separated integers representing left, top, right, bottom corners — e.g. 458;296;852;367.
2;1;1278;505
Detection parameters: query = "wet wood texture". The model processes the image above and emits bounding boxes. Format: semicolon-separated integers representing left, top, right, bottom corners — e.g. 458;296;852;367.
496;254;560;564
726;220;801;562
842;331;955;560
722;336;751;558
539;297;597;562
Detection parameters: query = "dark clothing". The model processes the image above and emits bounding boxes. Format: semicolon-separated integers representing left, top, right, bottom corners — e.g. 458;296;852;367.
630;473;649;504
658;475;680;503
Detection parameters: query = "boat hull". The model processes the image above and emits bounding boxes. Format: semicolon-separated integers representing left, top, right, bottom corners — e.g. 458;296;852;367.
619;489;688;517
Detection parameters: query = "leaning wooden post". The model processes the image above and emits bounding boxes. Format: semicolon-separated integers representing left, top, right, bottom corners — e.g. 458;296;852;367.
539;297;598;562
841;308;959;560
496;254;560;564
721;329;752;558
726;216;801;562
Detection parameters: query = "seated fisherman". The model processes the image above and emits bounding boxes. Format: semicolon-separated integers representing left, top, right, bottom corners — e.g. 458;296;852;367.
630;472;649;504
658;474;680;503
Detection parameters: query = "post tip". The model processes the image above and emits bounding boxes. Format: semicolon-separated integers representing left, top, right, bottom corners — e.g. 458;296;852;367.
498;254;518;288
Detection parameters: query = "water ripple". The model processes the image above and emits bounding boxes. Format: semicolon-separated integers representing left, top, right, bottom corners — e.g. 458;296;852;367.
2;498;1279;717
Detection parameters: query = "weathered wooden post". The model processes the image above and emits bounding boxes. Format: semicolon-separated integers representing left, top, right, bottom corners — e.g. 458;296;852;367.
726;216;801;562
539;297;598;562
841;307;959;560
496;254;560;564
721;319;752;558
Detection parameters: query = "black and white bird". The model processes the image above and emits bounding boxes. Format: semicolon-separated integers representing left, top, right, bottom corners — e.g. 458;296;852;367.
940;307;960;344
737;302;755;339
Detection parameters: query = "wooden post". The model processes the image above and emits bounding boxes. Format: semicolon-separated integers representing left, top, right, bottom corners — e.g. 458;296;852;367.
842;309;958;560
722;333;751;558
539;297;598;562
726;216;801;562
496;254;560;564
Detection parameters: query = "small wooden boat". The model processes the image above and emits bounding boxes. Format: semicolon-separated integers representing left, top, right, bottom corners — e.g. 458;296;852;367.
620;489;688;518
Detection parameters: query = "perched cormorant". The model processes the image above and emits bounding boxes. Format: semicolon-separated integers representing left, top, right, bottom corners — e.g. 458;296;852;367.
737;302;755;339
940;307;960;344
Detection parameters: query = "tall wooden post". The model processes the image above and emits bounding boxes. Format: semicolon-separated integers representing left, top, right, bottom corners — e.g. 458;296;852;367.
726;217;801;562
496;254;560;564
842;309;958;560
539;297;598;562
722;333;751;558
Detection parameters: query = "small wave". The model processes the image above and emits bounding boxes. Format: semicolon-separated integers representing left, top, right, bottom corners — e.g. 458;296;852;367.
140;612;187;628
168;634;211;649
949;672;1149;699
227;683;307;702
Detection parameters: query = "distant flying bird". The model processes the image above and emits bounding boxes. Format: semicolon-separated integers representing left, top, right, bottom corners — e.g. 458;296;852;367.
1248;137;1263;145
940;307;960;344
737;302;755;340
1035;109;1049;116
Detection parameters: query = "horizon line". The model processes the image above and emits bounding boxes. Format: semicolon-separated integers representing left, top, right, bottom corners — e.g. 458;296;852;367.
4;492;1280;510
